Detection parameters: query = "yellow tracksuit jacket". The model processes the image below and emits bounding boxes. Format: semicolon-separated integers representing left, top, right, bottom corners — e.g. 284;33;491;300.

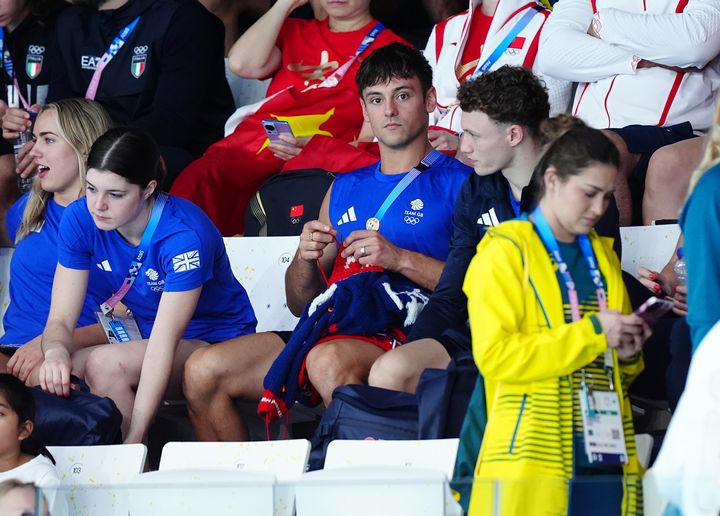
462;220;644;516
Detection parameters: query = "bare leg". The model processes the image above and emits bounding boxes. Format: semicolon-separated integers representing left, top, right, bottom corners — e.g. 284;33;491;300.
183;332;285;441
0;154;19;247
642;137;705;225
305;339;385;406
83;339;207;437
603;130;640;227
368;338;451;394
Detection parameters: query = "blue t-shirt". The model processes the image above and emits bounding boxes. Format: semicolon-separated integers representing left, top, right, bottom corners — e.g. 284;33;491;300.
680;164;720;351
0;194;103;346
57;195;257;342
329;153;472;260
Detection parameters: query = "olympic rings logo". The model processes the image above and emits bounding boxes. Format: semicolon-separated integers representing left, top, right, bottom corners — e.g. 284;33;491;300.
404;216;420;225
28;45;45;55
133;45;149;55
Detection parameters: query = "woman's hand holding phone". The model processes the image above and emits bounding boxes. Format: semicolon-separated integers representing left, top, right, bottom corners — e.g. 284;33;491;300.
596;310;651;359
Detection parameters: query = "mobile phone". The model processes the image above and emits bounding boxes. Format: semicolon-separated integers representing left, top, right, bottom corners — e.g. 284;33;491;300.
262;119;294;144
634;296;674;325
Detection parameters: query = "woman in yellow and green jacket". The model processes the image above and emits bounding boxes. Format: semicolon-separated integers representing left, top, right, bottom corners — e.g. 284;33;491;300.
463;126;651;516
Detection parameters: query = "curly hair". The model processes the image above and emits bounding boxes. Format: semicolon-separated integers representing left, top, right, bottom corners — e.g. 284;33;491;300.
457;65;550;137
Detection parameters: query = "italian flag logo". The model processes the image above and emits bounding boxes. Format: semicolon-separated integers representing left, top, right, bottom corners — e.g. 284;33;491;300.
26;55;43;79
131;55;146;78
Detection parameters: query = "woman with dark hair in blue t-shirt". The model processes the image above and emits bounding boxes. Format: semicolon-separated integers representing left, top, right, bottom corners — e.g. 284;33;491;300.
0;98;112;384
38;127;257;443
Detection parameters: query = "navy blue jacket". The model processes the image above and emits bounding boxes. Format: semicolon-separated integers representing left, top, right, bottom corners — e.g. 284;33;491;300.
48;0;233;157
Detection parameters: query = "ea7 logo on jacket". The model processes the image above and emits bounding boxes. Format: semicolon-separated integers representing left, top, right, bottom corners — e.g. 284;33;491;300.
131;45;148;78
26;45;45;79
81;56;100;71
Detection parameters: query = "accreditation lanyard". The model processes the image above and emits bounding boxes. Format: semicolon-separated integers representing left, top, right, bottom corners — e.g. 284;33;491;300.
100;193;167;315
472;5;543;76
314;22;385;89
85;16;141;100
0;29;30;109
532;206;614;387
366;149;442;231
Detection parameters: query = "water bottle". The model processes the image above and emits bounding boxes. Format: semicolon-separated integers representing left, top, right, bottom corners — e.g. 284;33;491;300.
14;112;36;192
673;247;686;286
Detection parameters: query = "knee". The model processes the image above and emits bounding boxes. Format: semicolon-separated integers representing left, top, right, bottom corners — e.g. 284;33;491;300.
368;352;414;392
305;344;347;389
646;146;684;189
84;348;124;393
183;346;224;402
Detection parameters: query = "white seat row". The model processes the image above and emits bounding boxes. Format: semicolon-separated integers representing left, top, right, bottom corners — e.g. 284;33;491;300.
46;439;461;516
45;434;660;516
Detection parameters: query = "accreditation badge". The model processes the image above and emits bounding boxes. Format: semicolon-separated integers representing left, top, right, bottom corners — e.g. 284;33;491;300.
96;310;142;344
579;388;628;465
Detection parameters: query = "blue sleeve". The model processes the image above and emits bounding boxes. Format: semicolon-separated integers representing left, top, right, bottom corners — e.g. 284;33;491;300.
681;168;720;351
6;195;27;243
407;180;480;342
56;201;93;270
161;230;214;292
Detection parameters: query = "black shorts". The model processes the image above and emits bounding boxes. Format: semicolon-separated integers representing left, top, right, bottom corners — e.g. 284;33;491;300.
272;331;293;345
0;345;19;356
610;121;696;183
436;326;472;357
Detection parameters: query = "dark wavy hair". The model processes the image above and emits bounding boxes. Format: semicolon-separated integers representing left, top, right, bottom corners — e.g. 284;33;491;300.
87;127;166;189
356;43;433;97
0;374;54;464
457;65;550;138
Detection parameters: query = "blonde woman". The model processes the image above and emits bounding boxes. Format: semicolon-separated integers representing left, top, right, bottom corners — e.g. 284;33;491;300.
0;99;112;385
680;104;720;352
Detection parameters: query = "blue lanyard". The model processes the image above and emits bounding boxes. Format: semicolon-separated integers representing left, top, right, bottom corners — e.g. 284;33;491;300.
100;193;168;315
0;29;11;79
372;149;442;224
508;185;521;217
356;22;385;56
85;16;141;100
531;206;607;321
473;5;542;76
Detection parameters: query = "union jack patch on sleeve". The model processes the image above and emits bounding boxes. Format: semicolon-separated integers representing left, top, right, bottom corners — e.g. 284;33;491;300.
172;250;200;272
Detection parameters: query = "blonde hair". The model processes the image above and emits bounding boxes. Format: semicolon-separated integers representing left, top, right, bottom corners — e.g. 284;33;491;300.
687;103;720;196
16;98;113;242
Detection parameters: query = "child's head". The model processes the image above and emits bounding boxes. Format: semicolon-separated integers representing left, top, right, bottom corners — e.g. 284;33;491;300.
0;479;49;516
0;375;52;463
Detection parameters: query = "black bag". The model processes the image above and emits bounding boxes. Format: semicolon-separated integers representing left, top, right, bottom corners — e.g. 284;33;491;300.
307;384;418;470
32;377;123;446
416;352;478;439
245;169;335;236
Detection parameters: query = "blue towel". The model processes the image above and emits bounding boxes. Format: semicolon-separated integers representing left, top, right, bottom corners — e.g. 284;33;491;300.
258;267;429;423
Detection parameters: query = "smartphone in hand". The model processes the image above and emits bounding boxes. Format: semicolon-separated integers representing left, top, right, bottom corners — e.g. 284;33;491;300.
262;119;294;144
634;296;674;325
